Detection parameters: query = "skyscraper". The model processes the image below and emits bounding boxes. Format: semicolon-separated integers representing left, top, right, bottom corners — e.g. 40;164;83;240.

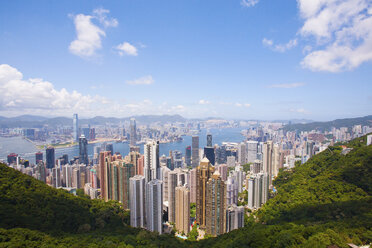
73;113;79;142
82;127;90;141
217;164;228;181
128;151;140;175
99;151;111;201
46;146;55;169
52;167;61;188
144;140;160;183
168;171;178;223
35;152;43;164
196;157;215;228
118;161;135;209
79;135;88;165
130;118;137;147
105;143;114;156
226;175;238;206
247;173;269;209
246;141;258;163
204;147;215;166
207;134;212;147
190;168;197;203
37;161;46;183
273;143;281;177
262;141;273;185
226;205;244;232
173;150;183;168
146;179;163;234
175;185;190;235
130;175;145;228
192;136;199;168
237;142;247;165
185;146;191;167
206;171;226;236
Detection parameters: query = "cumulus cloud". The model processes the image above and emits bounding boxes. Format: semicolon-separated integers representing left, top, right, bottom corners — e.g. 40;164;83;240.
241;0;259;7
69;8;118;57
126;76;154;85
262;38;298;52
198;99;210;105
93;8;118;28
262;0;372;72
0;64;107;115
0;64;193;117
116;42;138;56
268;82;305;88
299;0;372;72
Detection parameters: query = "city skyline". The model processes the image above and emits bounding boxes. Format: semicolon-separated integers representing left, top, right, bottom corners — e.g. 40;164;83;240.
0;0;371;120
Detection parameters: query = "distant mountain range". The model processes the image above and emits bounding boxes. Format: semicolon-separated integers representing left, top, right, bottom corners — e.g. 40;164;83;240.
0;114;371;130
0;114;187;128
282;115;372;132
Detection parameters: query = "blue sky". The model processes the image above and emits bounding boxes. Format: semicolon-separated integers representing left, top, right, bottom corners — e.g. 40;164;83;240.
0;0;371;121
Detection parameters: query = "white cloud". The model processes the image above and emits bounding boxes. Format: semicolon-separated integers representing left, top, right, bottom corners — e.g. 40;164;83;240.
69;8;117;57
0;64;195;117
116;42;138;56
126;76;154;85
241;0;259;7
261;1;372;72
262;38;273;46
198;99;210;105
0;64;107;114
92;8;118;28
235;102;251;108
262;38;298;52
268;82;305;88
297;0;372;72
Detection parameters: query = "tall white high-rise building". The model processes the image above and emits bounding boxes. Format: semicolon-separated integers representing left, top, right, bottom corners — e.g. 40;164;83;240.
232;165;244;193
246;141;258;163
144;140;160;183
192;136;199;168
227;156;236;168
250;160;263;174
162;167;171;203
146;179;163;234
73;114;79;142
273;143;281;177
247;173;269;209
367;134;372;146
190;168;197;203
226;204;244;232
247;177;255;209
129;175;145;228
226;175;238;206
237;142;247;165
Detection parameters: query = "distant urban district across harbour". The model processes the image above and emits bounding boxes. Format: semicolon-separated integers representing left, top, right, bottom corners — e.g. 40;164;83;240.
0;127;245;164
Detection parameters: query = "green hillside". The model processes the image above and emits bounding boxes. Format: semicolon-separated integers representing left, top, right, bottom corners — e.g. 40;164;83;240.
0;134;371;247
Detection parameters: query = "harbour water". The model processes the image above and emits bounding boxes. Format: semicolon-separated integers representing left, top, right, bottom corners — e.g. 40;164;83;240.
0;128;246;164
